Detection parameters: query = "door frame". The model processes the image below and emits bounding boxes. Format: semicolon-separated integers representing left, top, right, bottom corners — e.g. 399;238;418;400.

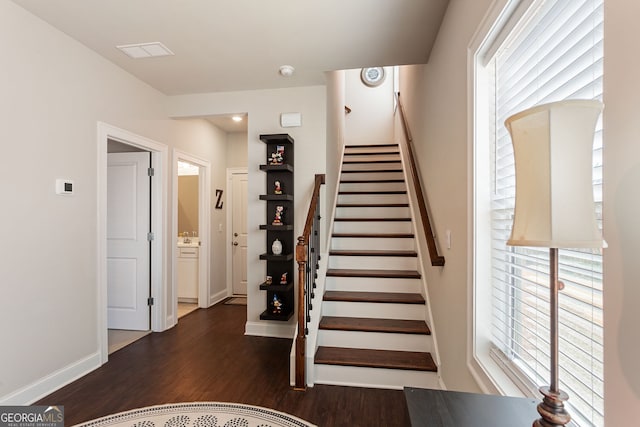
171;149;211;316
226;167;248;296
97;122;168;364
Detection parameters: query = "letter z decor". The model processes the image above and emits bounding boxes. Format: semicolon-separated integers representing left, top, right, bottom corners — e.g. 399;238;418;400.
215;189;223;209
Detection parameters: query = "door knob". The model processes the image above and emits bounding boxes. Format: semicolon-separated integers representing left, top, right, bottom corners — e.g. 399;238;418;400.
233;242;238;246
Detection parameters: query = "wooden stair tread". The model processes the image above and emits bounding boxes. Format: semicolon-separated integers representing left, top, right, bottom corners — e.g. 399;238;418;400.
343;160;402;164
327;269;421;279
315;346;437;372
334;217;411;222
338;191;407;195
341;169;403;174
324;290;424;304
319;316;431;335
332;233;414;238
340;179;405;184
336;203;409;208
344;151;399;156
329;249;417;257
345;144;399;149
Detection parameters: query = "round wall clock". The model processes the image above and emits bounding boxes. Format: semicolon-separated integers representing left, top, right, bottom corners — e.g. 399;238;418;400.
360;67;386;87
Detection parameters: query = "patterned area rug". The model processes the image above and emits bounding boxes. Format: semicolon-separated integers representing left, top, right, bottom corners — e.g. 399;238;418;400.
73;402;316;427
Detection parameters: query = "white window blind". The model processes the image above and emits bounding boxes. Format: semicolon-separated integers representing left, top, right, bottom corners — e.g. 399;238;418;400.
487;0;603;426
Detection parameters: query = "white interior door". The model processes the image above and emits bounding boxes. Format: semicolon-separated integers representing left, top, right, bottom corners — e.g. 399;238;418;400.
107;152;150;330
231;172;248;295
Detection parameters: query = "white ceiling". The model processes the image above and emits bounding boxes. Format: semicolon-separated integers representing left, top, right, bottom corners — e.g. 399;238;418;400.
12;0;450;96
206;114;248;133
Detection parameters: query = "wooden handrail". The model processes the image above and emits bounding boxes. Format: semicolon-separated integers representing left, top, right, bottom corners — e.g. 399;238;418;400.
300;174;326;242
295;173;326;390
397;93;445;267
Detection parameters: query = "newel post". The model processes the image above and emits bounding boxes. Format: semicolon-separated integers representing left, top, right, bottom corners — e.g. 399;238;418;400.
294;236;307;390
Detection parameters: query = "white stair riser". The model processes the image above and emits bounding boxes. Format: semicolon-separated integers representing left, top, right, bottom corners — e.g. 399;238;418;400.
325;276;422;293
322;301;425;320
339;182;407;192
338;193;409;205
317;330;433;352
342;163;402;172
340;172;405;181
344;146;399;154
313;364;440;390
333;220;412;234
343;154;400;163
328;255;417;270
330;236;415;251
335;206;410;218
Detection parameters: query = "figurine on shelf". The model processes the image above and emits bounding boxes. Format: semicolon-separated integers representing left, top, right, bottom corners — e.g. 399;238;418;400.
265;275;272;285
272;294;283;314
268;145;285;165
280;272;288;285
274;180;282;194
272;205;284;225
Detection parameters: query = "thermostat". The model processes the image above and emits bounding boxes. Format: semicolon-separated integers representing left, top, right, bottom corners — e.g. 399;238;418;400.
56;179;74;195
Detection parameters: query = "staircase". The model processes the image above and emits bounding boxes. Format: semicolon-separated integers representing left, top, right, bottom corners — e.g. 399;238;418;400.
313;143;441;390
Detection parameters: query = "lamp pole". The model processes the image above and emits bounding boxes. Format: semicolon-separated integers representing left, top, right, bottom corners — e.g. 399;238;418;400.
533;248;570;427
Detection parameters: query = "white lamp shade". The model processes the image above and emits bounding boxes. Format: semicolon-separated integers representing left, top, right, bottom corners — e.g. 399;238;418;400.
505;100;605;248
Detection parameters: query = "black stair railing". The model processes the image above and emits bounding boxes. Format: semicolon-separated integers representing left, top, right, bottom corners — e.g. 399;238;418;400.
295;174;325;391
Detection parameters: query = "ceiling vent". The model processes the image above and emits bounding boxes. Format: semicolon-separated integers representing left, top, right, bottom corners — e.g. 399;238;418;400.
116;42;174;59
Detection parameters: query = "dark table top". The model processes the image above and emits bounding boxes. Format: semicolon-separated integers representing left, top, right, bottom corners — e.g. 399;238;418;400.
404;387;539;427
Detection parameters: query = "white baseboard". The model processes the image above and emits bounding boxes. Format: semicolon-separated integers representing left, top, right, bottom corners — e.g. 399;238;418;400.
0;352;101;405
245;321;295;339
209;289;228;307
165;314;176;330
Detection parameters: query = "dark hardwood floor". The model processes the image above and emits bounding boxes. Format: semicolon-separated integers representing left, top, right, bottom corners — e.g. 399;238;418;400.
37;303;411;426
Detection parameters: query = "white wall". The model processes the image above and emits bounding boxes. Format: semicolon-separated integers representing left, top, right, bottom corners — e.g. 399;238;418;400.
168;87;327;337
344;67;395;146
0;1;226;403
324;71;346;247
226;132;248;168
603;0;640;423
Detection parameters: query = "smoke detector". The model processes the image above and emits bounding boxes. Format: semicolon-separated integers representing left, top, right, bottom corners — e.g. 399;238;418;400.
279;65;295;77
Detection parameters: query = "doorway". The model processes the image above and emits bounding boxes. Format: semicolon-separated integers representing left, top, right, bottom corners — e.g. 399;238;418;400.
227;168;248;296
97;122;168;364
106;144;152;355
172;150;211;322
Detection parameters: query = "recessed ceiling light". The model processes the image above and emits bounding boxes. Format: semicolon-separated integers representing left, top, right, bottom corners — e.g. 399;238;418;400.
116;42;174;59
279;65;295;77
232;116;243;122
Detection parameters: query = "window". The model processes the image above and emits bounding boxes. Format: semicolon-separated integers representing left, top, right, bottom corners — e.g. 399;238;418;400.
476;0;603;426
